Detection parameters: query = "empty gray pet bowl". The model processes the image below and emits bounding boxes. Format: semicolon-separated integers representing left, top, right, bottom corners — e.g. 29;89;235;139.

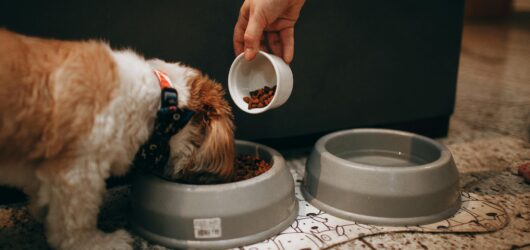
130;140;298;249
302;128;460;226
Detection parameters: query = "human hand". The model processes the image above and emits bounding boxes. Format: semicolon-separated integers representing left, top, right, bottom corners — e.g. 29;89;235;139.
233;0;305;64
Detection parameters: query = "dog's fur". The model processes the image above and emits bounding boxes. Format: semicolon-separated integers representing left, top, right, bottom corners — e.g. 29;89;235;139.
0;29;234;249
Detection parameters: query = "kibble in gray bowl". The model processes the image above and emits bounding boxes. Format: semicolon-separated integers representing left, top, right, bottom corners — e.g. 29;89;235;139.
302;128;460;226
130;140;297;249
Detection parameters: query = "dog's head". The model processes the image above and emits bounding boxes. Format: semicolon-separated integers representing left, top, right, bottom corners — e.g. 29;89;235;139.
149;60;235;183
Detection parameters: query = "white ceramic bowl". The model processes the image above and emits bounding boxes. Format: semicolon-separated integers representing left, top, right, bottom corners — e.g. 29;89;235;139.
228;51;293;114
302;128;461;226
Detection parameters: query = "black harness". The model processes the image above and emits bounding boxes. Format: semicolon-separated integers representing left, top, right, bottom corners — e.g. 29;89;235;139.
133;72;195;174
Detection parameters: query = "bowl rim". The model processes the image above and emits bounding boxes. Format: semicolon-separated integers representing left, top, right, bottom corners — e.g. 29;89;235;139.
228;51;280;114
137;140;286;191
314;128;452;172
301;184;461;226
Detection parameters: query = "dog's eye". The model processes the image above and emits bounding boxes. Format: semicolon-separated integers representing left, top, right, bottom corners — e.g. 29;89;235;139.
201;105;216;123
203;105;215;116
202;113;210;123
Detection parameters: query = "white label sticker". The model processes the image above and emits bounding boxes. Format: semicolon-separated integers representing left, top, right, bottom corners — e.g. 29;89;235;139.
193;217;222;239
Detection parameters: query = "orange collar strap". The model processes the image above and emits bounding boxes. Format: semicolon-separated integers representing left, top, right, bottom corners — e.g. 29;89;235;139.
133;70;195;174
153;70;174;89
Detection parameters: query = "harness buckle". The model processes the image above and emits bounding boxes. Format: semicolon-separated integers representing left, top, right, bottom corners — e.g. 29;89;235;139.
161;88;178;109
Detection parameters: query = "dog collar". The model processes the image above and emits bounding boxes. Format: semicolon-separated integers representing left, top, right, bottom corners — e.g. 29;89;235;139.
133;70;195;173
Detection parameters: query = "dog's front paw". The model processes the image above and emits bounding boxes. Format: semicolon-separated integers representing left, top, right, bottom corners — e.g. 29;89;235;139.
54;230;133;250
86;230;133;250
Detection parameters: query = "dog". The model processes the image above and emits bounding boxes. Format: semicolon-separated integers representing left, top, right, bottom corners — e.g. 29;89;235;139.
0;28;235;249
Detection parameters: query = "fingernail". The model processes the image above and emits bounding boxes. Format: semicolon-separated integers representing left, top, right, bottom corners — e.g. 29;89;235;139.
245;48;253;60
284;53;293;64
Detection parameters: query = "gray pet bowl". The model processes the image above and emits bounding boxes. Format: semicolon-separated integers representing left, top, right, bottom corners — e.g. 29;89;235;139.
302;128;460;226
130;140;298;249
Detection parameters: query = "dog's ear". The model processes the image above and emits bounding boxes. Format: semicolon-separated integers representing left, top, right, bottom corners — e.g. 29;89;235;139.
187;74;235;179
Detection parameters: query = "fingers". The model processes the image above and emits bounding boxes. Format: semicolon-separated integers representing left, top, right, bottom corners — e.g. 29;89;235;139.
234;0;301;62
260;34;270;53
233;4;249;57
233;22;246;56
267;32;283;59
243;11;266;61
279;28;295;64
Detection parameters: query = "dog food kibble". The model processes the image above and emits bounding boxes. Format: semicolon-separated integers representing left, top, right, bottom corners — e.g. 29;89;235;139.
173;154;272;184
243;85;276;109
232;154;272;182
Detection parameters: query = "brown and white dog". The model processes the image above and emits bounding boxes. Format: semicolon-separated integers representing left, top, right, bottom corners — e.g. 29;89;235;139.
0;29;235;249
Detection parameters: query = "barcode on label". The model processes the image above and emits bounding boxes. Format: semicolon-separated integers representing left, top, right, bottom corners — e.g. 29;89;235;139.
193;218;222;239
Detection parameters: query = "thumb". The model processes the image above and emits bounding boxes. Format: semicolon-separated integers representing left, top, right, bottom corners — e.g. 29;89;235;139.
244;14;265;61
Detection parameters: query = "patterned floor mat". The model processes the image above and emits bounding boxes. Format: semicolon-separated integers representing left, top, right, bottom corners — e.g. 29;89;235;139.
235;169;508;250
